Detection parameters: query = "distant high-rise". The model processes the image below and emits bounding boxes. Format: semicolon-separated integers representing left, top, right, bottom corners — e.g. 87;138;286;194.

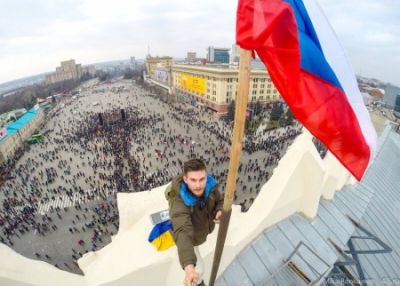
187;52;196;63
45;59;84;85
120;61;125;71
206;46;230;64
384;83;400;108
230;44;240;64
130;56;136;69
82;66;96;76
394;94;400;118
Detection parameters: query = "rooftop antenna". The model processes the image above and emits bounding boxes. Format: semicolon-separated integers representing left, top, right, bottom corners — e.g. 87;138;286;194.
147;44;151;58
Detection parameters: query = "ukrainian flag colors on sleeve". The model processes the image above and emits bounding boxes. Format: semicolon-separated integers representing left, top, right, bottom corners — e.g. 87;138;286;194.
236;0;377;181
148;220;176;251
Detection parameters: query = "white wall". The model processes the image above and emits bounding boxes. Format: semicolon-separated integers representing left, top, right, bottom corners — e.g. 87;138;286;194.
0;130;353;285
0;244;85;286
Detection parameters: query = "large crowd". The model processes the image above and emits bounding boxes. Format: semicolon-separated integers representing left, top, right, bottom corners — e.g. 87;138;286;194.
0;80;303;273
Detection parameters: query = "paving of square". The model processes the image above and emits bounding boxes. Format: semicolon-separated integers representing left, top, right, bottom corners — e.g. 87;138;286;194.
0;79;304;275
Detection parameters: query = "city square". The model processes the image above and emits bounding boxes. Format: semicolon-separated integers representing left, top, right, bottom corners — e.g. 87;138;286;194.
0;79;302;275
0;0;398;283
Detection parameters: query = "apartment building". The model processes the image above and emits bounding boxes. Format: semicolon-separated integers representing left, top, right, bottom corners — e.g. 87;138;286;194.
45;59;94;85
187;52;197;63
82;65;96;76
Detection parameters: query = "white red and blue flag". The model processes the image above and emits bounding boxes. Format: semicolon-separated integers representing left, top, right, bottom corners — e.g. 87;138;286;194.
236;0;377;181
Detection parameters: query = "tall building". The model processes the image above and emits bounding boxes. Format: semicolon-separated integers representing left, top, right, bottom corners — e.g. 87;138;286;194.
394;94;400;118
82;66;96;76
206;46;230;64
119;61;127;72
45;59;83;85
230;44;240;64
383;83;400;107
187;52;196;63
130;56;136;69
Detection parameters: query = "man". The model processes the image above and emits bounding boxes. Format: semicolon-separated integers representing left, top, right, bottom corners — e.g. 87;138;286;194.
170;158;224;286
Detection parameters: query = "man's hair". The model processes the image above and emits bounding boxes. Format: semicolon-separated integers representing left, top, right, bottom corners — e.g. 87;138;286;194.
183;158;206;175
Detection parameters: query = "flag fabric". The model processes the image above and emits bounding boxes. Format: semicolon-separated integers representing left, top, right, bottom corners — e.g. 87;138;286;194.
236;0;377;181
148;220;175;251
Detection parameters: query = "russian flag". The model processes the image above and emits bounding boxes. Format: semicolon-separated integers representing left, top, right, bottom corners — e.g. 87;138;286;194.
236;0;377;181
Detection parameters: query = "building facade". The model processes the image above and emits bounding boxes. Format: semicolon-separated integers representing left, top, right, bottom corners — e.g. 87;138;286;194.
187;52;196;63
0;108;45;163
45;59;83;85
152;64;172;93
383;83;400;107
369;88;384;99
394;94;400;118
206;47;230;64
146;56;173;78
171;64;281;118
82;65;96;76
230;44;240;64
130;56;136;69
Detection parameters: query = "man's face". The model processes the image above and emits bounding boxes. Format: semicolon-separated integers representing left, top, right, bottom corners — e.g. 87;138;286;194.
183;170;207;197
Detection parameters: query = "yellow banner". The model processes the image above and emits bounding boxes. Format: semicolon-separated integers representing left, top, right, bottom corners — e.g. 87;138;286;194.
180;75;205;95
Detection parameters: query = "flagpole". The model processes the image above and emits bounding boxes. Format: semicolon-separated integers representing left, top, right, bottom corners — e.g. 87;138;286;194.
209;48;252;286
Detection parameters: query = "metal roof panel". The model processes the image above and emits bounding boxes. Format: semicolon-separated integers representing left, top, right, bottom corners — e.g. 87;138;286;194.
216;126;400;285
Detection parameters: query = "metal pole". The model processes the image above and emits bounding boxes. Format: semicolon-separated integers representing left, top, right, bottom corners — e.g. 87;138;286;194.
209;48;252;286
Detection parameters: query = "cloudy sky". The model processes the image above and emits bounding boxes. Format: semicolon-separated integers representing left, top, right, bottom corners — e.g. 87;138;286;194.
1;0;399;86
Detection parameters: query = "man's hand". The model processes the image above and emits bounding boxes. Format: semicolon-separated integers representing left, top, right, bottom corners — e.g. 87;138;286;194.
184;264;199;286
213;210;222;224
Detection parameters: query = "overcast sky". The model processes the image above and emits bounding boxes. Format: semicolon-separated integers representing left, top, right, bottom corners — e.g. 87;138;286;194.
1;0;399;86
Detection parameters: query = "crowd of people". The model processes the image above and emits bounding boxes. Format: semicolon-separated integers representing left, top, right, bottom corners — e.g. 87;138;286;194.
0;79;303;273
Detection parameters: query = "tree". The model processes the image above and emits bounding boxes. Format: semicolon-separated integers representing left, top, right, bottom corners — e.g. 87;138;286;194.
228;100;236;121
270;101;283;121
80;72;93;82
139;74;144;85
124;68;133;79
28;93;37;108
254;99;262;116
98;72;109;82
279;113;286;127
0;76;83;114
285;108;295;125
249;101;254;110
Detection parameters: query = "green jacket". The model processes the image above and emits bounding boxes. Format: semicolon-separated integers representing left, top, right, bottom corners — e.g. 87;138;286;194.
170;173;224;269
